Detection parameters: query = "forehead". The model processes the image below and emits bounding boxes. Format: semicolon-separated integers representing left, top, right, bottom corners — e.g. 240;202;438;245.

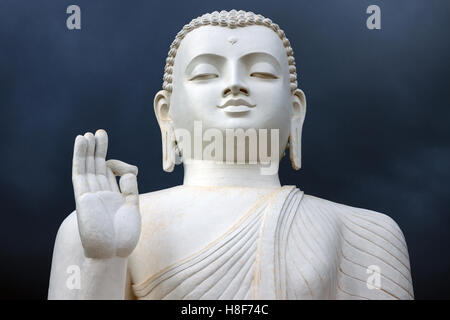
173;25;288;70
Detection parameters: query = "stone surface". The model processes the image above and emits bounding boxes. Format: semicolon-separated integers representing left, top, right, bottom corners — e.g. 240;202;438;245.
48;10;413;300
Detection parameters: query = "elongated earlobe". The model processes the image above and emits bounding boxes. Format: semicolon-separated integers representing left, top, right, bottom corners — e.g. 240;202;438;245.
161;124;176;172
289;89;307;170
154;90;177;172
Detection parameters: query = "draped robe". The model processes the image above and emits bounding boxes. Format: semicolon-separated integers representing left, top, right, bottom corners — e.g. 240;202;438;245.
132;186;414;300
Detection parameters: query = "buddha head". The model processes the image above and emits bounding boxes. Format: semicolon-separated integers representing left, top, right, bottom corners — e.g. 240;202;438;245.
154;10;306;173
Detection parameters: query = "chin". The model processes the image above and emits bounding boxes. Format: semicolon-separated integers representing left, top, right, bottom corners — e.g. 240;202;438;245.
216;115;272;130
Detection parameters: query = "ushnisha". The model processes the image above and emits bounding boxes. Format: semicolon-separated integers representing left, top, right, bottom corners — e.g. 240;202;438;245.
48;10;413;300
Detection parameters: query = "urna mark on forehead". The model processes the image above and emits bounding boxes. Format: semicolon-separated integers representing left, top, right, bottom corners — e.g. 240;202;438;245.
172;25;290;77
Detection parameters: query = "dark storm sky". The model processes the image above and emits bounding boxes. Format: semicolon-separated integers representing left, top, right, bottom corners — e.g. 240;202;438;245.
0;0;449;299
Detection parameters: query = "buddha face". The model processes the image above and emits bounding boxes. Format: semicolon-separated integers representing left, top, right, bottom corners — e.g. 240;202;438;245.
155;24;305;165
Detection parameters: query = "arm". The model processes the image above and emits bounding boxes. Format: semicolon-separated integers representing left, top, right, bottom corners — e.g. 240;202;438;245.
48;130;141;300
48;211;132;299
338;208;414;300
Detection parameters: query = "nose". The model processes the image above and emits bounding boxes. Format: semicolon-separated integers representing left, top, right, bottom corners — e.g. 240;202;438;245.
222;66;249;97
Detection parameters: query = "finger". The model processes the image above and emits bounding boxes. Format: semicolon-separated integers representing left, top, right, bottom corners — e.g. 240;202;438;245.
84;132;96;174
106;160;138;176
94;129;110;190
106;167;120;193
73;174;89;199
84;132;100;192
119;173;139;206
72;135;89;197
72;135;87;176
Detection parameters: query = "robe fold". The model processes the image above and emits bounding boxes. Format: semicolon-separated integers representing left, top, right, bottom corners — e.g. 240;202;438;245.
132;186;414;300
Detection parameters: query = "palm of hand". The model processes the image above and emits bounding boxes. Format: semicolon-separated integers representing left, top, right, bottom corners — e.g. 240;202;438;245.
72;130;140;259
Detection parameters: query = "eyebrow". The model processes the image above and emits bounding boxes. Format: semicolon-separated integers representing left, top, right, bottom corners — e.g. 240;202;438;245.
240;52;282;72
185;51;283;74
185;53;226;75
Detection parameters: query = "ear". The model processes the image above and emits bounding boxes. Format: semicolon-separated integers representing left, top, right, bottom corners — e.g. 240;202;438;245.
154;89;172;125
289;89;307;170
154;90;176;172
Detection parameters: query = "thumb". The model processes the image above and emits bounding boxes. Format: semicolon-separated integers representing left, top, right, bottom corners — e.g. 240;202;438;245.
119;173;139;206
106;160;139;205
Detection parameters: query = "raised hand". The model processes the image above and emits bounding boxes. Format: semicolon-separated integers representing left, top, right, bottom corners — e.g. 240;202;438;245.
72;129;141;259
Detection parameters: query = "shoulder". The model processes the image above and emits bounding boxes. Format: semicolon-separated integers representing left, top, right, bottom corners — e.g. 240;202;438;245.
139;185;184;204
52;211;84;260
300;194;405;238
137;185;192;231
299;193;406;242
138;185;184;214
55;211;81;246
299;193;414;299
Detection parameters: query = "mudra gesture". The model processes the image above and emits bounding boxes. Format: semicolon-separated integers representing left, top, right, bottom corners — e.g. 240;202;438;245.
48;10;414;300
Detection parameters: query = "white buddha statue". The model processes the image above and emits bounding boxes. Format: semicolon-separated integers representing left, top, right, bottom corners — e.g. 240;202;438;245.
48;10;414;300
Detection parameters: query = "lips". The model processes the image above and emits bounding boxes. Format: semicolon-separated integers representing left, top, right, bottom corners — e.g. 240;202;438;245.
217;98;256;114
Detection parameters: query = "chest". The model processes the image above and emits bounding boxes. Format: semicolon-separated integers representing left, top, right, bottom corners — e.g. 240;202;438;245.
128;188;275;285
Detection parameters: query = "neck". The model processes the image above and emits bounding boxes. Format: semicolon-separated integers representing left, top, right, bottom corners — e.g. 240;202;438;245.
182;159;281;188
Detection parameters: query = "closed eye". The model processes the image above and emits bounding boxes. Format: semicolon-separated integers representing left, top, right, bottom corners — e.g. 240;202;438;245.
250;72;278;79
189;73;219;81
